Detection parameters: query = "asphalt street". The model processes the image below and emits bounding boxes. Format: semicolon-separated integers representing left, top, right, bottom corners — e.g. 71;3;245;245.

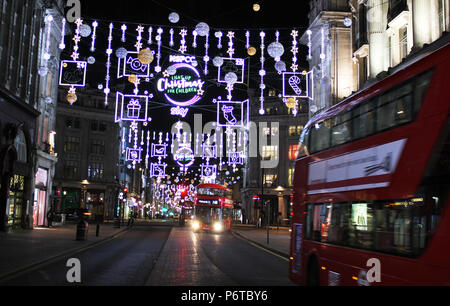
2;223;293;286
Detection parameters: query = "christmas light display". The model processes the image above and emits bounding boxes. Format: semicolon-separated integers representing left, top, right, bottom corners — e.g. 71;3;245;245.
90;21;98;52
59;17;66;50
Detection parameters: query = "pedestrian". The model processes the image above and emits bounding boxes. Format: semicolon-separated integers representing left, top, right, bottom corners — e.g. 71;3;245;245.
47;210;53;228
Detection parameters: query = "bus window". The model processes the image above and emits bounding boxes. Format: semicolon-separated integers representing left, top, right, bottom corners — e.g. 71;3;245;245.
310;120;331;153
413;70;434;116
297;128;310;158
331;112;351;146
377;82;413;131
195;206;221;224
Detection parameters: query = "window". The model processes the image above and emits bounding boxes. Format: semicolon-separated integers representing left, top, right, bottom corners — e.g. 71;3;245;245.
14;129;27;162
261;145;278;161
88;163;104;180
289;144;299;160
304;69;433;154
91;120;99;131
64;160;78;179
66;117;80;129
310;120;331;153
288;168;295;186
263;173;277;187
289;125;304;136
399;26;408;60
331;112;351;146
263;127;278;136
90;139;105;155
305;194;446;258
64;137;80;153
377;82;413;131
289;126;297;136
99;121;107;132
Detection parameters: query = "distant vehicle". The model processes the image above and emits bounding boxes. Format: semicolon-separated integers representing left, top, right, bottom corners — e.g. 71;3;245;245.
191;183;233;233
290;40;450;285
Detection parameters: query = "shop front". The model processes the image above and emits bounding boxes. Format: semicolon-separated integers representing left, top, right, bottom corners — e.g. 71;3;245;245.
7;174;25;228
86;190;105;222
33;167;48;227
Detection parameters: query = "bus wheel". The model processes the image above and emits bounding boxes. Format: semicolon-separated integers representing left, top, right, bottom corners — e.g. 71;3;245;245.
306;255;320;286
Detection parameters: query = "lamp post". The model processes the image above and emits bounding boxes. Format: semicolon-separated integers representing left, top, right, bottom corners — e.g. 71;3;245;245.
81;179;89;209
275;185;285;231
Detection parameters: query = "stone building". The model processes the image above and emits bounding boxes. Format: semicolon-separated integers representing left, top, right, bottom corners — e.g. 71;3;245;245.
0;0;64;231
240;89;309;225
302;0;449;113
53;87;122;221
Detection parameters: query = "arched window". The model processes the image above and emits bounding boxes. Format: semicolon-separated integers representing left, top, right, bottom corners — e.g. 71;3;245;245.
14;129;27;163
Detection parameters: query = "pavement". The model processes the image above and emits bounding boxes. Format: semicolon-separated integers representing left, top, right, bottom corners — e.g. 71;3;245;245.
230;224;291;259
0;220;129;281
0;219;291;284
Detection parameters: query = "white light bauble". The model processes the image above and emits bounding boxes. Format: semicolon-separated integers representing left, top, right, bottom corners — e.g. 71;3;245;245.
224;72;238;85
168;12;180;23
267;41;284;59
87;56;96;64
167;65;177;75
115;47;128;59
212;56;223;67
195;22;210;36
38;66;48;76
79;24;92;37
344;17;352;27
274;60;286;73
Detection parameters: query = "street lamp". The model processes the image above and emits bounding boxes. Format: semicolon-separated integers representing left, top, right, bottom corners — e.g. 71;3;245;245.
81;179;89;209
275;185;285;230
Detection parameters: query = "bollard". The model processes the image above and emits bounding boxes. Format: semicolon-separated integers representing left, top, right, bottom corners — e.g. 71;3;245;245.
113;218;120;228
76;219;89;241
96;223;100;236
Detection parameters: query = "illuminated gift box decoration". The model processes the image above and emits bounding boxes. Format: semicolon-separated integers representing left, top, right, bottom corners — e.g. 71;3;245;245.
115;92;149;123
127;99;141;119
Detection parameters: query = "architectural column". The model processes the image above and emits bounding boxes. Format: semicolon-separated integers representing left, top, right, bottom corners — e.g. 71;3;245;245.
278;194;286;220
412;0;432;48
367;0;389;78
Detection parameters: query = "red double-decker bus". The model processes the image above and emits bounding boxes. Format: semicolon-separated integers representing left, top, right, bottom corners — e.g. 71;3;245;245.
290;38;450;285
192;183;234;232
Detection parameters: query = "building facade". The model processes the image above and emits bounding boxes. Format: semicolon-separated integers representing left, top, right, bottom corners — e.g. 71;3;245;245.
241;89;309;225
53;87;122;222
0;0;64;231
33;1;65;227
303;0;449;113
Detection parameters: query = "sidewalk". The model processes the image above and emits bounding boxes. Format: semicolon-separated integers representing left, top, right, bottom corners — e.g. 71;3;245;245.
231;224;291;258
0;221;128;281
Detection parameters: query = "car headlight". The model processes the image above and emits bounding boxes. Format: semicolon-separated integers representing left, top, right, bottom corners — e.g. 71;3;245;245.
213;222;223;232
192;220;200;230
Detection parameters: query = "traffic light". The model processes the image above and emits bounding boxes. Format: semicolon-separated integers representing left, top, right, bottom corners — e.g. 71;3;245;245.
180;186;187;197
252;195;260;209
123;187;128;193
57;188;62;196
